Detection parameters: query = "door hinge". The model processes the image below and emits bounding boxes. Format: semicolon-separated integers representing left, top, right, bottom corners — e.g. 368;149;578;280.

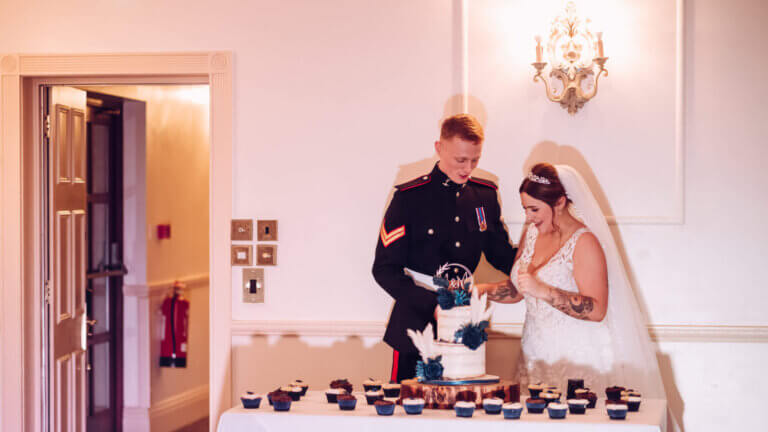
45;114;51;140
44;281;52;305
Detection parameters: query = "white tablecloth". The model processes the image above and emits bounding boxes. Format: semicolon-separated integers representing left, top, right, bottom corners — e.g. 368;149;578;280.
218;391;667;432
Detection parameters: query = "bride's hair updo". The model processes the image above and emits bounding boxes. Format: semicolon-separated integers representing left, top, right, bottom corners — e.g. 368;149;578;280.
519;163;571;210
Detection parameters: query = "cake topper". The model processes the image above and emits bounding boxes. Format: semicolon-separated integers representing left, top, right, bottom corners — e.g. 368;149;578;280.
433;262;474;310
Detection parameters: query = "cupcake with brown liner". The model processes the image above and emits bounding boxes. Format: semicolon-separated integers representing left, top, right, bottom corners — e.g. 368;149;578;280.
525;397;547;414
622;396;642;412
330;379;353;394
585;391;598;409
605;386;625;400
363;378;383;392
240;392;262;409
325;388;346;403
290;380;309;396
267;389;289;406
365;390;384;405
482;398;503;414
280;386;302;401
528;383;544;398
606;403;628;420
567;399;588;414
374;399;395;416
271;394;292;412
547;402;568;419
382;383;401;398
337;393;357;411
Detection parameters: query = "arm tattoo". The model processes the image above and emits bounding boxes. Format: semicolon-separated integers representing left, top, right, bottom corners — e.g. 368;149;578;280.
547;287;595;320
487;280;519;302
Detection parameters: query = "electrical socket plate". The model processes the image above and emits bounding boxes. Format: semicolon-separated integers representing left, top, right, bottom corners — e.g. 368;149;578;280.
231;245;252;266
257;220;278;241
256;244;277;266
243;268;264;303
231;219;253;241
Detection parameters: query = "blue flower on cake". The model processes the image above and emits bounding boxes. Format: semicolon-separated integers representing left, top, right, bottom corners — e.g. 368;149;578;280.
407;324;445;382
453;289;494;351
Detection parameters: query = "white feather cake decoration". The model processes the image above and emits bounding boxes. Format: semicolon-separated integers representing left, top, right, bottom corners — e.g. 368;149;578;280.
407;323;437;362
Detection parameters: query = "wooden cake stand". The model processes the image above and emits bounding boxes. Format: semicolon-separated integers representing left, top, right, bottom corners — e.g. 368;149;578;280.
400;377;520;409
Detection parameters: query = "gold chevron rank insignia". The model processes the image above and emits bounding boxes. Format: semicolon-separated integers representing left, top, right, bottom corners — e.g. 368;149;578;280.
380;222;405;247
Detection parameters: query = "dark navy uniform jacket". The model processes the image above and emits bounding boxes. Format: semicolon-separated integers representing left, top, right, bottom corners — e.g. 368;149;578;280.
372;163;517;353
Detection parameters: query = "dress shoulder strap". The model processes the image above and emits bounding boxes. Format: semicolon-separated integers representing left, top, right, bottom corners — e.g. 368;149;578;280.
562;227;589;260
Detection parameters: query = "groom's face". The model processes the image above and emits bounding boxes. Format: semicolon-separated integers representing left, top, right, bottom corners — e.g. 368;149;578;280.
435;136;483;184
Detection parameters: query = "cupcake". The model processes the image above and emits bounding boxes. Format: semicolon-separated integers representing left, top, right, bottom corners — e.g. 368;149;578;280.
547;402;568;419
272;394;292;412
623;396;642;412
545;385;559;394
585;391;598;409
454;401;476;418
540;392;560;406
567;378;585;399
403;398;425;415
567;399;588;414
528;383;544;398
290;380;309;396
605;386;625;400
267;390;288;406
337;394;357;411
374;399;395;416
365;390;384;405
482;398;503;414
502;402;523;419
280;386;302;401
240;392;262;409
607;403;628;420
363;378;383;392
330;379;353;394
507;384;521;403
325;388;346;403
574;388;590;399
382;383;401;398
525;397;547;414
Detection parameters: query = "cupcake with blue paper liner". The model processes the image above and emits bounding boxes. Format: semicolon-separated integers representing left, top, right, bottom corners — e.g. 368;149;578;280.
567;399;588;414
280;385;302;401
337;394;357;411
606;403;628;420
525;397;547;414
403;398;425;415
482;398;503;414
325;388;346;403
271;394;292;412
528;383;544;398
622;396;642;412
365;390;384;405
382;383;401;398
240;392;262;409
290;380;309;396
547;402;568;419
374;399;395;416
363;378;383;392
454;401;476;418
502;402;523;419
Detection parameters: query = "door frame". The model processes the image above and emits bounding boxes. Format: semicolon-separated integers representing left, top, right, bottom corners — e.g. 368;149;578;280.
0;52;234;432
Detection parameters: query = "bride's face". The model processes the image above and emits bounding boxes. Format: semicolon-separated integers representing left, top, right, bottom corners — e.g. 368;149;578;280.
521;192;555;232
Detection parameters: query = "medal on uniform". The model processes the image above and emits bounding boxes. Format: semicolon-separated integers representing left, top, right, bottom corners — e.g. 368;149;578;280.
475;207;487;232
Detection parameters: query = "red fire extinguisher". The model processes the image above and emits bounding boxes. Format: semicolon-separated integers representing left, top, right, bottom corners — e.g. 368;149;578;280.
160;281;189;368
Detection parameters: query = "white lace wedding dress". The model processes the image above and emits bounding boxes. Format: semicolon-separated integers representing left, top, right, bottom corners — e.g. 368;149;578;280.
511;224;615;391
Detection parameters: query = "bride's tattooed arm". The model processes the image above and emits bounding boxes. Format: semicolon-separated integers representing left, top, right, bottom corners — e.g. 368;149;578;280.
545;287;596;320
485;280;521;303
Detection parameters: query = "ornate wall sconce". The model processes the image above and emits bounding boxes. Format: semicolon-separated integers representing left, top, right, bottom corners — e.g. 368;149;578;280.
532;2;608;114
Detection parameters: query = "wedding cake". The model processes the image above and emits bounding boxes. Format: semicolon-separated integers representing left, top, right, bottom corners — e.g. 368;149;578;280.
407;263;494;382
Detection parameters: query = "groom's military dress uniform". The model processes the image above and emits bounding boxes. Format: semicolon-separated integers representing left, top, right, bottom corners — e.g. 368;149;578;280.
372;163;517;382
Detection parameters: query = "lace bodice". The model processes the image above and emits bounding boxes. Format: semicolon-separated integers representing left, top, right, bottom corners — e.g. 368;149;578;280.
512;225;614;390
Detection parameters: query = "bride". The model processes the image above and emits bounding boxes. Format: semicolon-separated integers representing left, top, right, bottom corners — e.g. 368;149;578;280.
480;163;666;400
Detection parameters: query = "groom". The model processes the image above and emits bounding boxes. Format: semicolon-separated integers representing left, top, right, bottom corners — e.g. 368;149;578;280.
372;114;518;382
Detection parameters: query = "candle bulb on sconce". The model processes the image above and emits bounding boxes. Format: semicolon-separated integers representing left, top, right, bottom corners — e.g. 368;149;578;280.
596;32;605;58
535;35;543;63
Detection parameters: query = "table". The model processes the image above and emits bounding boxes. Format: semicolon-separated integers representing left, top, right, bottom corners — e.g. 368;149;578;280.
217;391;667;432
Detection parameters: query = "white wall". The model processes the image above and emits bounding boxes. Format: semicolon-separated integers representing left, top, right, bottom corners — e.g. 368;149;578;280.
3;1;768;431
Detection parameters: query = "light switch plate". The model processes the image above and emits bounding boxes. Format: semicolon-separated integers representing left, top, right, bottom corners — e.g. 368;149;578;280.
256;244;277;266
231;245;252;266
243;268;264;303
257;220;278;241
231;219;253;241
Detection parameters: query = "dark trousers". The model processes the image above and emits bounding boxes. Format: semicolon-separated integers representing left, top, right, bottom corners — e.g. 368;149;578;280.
390;350;420;383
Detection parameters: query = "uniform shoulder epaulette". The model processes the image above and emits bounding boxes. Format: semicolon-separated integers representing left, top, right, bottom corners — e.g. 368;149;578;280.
468;176;498;190
395;174;431;192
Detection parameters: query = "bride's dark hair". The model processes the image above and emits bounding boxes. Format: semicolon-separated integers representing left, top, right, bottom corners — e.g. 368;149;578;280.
519;163;571;209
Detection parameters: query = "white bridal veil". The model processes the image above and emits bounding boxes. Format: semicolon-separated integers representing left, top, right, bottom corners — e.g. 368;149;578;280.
554;165;667;400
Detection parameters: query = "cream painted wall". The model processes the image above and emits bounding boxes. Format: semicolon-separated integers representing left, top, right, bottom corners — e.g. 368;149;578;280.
2;1;768;431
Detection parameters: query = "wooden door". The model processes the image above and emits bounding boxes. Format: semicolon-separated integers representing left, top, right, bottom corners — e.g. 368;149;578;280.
48;86;88;432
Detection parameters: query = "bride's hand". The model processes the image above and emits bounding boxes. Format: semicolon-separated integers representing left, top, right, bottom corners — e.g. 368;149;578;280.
517;270;550;300
473;283;493;296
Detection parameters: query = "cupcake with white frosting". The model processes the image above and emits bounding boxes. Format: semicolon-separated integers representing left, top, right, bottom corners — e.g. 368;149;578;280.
240;392;262;409
325;388;346;403
403;398;425;415
482;398;503;414
365;390;384;405
502;402;523;419
606;403;628;420
567;399;588;414
547;402;568;419
454;401;476;418
382;383;401;398
290;380;309;396
528;383;544;398
622;396;642;412
280;386;302;401
363;378;383;392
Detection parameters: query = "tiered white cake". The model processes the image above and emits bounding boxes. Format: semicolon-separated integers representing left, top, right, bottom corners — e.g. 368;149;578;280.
435;305;486;379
